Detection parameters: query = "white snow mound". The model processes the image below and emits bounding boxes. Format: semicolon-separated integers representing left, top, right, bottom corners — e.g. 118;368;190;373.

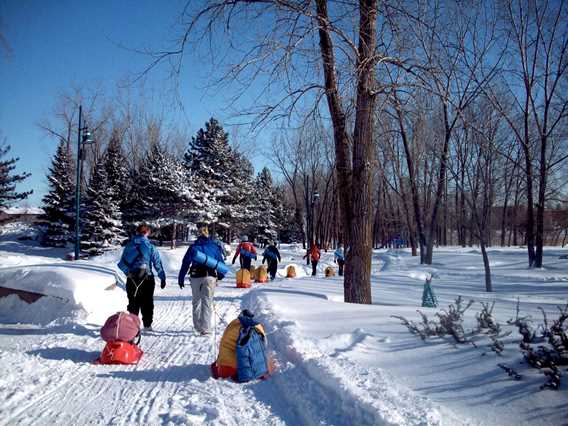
0;265;125;325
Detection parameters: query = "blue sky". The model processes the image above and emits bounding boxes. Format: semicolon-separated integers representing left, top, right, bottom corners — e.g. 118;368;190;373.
0;0;276;206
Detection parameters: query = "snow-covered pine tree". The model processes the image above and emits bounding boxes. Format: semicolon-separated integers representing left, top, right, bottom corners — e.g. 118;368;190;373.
126;143;188;225
220;151;256;235
41;139;75;247
81;157;125;255
183;118;234;225
104;132;129;211
0;142;32;208
252;167;282;242
184;118;233;184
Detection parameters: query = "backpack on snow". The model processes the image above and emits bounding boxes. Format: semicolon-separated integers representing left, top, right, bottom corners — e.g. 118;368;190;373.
100;311;141;344
96;312;143;365
235;310;269;382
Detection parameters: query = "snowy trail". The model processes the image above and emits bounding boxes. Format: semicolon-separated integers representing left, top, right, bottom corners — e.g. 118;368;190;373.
0;276;287;426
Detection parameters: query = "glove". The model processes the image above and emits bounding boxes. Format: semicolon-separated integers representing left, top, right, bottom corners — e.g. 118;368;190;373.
179;281;185;289
160;279;166;289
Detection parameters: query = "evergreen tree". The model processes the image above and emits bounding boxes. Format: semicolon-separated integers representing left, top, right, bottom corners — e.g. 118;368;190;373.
220;151;256;233
252;167;282;241
81;156;125;255
126;143;188;225
41;139;75;247
184;118;233;184
104;132;129;211
0;142;32;208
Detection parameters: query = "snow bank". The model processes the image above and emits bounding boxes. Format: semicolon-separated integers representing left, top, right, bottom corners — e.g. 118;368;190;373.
0;265;125;325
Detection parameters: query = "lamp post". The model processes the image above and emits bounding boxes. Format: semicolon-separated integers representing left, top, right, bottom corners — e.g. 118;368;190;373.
310;191;320;245
74;105;94;260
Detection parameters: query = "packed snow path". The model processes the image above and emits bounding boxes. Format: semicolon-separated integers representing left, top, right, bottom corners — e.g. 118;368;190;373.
0;248;440;426
2;238;567;425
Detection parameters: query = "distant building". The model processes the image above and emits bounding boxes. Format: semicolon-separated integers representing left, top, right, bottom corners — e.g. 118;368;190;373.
0;207;44;225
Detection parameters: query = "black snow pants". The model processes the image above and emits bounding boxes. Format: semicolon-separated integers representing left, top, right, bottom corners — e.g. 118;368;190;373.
240;255;252;271
337;259;345;276
267;260;278;280
126;275;156;328
311;260;318;276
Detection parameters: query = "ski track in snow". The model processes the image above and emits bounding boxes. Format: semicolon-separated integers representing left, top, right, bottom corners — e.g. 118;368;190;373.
0;256;444;426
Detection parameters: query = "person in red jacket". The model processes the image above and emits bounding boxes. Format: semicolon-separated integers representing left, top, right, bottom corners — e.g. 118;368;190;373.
303;242;321;276
232;235;257;271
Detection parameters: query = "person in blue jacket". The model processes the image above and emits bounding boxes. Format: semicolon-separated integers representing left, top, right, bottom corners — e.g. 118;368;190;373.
262;240;281;281
334;243;345;276
117;224;166;330
178;223;225;335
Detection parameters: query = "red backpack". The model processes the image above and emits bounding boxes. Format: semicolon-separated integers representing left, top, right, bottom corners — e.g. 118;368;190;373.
96;341;143;365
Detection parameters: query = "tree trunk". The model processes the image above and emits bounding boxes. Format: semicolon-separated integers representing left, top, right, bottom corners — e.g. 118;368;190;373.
480;238;492;292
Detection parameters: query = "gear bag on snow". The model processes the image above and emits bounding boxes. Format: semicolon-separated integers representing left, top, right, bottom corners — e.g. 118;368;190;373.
95;340;143;365
100;311;141;344
235;310;269;382
211;309;272;381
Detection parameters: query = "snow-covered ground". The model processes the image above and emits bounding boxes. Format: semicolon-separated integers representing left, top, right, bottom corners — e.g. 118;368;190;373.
0;227;567;425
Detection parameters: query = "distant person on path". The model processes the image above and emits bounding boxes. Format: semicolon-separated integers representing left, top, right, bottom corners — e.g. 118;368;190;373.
334;243;345;276
118;224;166;330
262;240;281;281
178;223;226;335
304;242;321;276
232;235;257;271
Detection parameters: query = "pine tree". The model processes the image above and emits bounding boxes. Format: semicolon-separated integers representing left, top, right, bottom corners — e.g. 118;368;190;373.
184;118;233;184
252;167;282;241
81;156;125;255
126;143;188;225
104;132;129;211
41;139;75;247
183;118;235;224
221;151;256;233
0;142;32;208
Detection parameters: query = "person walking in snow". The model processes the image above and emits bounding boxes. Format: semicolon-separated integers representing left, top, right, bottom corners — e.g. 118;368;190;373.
232;235;257;271
334;243;345;276
303;242;321;276
262;240;281;281
178;223;226;335
118;224;166;330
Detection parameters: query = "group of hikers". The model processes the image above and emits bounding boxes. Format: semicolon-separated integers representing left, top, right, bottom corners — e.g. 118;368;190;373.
118;223;346;335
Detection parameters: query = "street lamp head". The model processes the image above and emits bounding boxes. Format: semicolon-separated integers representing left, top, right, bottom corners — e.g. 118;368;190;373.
82;128;94;144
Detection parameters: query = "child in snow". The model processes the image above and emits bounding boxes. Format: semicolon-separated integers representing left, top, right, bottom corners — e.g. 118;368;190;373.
178;223;226;335
262;240;281;281
232;235;257;271
117;224;166;330
334;243;345;276
303;242;321;276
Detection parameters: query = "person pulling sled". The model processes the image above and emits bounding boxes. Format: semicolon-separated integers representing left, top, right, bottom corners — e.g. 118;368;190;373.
303;242;321;276
232;235;257;271
117;224;166;330
178;223;226;335
262;240;281;281
334;243;345;276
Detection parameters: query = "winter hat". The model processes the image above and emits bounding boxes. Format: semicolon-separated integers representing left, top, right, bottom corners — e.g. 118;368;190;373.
241;235;249;242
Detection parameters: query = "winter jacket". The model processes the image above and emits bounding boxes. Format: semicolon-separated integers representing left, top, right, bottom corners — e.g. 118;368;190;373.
304;245;321;262
232;242;257;263
178;236;226;284
334;247;345;262
118;235;166;281
262;245;281;264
